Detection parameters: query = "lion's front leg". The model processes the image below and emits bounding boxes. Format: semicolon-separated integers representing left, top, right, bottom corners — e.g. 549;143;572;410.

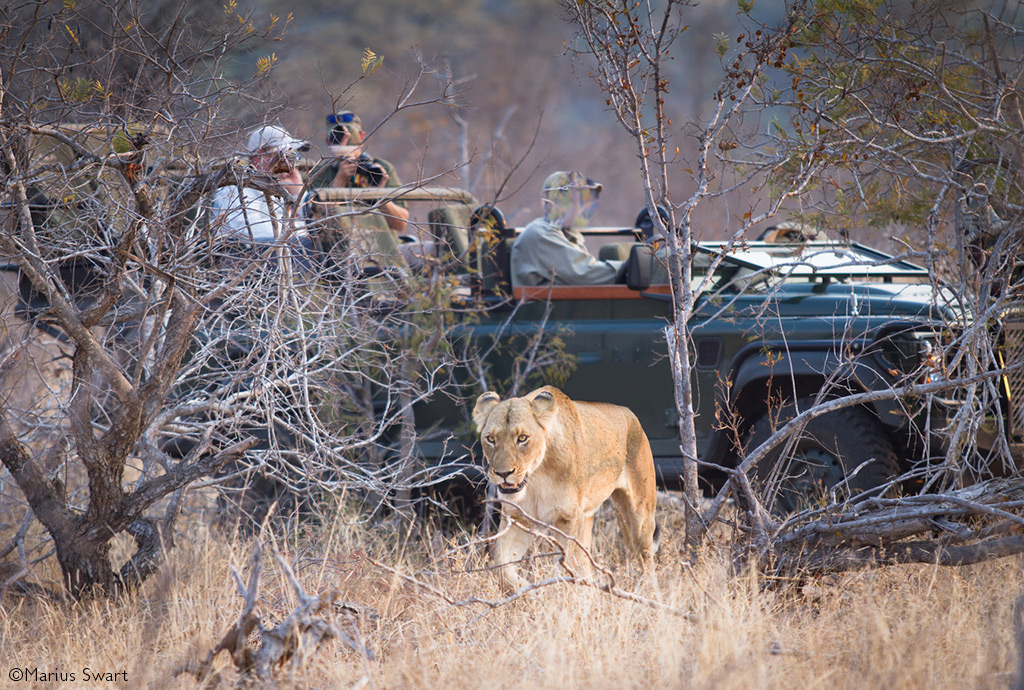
493;514;533;593
552;513;594;580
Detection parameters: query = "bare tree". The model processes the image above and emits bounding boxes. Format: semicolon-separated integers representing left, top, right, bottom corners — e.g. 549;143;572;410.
563;0;1024;570
732;0;1024;572
0;0;467;598
561;0;832;548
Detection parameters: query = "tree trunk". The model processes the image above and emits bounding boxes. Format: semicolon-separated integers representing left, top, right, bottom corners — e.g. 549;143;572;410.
666;225;703;551
0;420;120;596
53;525;121;598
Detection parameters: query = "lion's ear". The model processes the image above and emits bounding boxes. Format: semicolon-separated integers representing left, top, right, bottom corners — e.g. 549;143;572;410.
473;392;501;430
530;390;556;423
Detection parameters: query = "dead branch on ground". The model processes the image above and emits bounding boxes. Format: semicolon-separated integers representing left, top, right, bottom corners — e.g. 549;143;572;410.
175;543;373;686
766;479;1024;578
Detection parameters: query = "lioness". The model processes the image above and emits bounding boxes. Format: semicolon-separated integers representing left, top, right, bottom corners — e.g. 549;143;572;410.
473;386;658;592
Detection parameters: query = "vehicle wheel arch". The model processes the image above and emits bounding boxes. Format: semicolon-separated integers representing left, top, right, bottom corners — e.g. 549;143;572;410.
744;396;901;514
720;366;885;465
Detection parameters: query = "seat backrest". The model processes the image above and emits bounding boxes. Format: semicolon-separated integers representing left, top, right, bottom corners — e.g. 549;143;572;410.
625;243;655;290
323;207;409;275
625;243;671;290
471;235;514;295
598;242;634;262
427;204;472;264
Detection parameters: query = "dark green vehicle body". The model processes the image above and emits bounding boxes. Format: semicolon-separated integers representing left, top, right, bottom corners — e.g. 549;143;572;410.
414;235;1022;490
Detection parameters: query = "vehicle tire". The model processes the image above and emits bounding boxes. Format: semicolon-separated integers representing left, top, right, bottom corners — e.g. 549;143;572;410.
214;423;308;532
216;464;302;532
745;398;899;514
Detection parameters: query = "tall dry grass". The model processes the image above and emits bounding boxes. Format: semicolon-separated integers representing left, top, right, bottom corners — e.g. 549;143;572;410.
1;494;1021;689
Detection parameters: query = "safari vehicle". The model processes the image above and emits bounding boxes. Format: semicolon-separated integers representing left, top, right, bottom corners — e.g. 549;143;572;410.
398;208;1024;509
9;170;1023;513
272;184;1024;508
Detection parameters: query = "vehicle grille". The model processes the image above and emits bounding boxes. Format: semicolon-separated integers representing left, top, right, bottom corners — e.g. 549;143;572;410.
1003;311;1024;437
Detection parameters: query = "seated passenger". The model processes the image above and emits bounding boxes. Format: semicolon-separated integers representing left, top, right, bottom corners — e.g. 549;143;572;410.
310;111;409;234
757;222;827;243
211;125;315;260
511;171;622;287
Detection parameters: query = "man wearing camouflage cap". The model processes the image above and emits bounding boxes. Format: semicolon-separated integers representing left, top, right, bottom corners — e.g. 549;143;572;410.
511;170;622;287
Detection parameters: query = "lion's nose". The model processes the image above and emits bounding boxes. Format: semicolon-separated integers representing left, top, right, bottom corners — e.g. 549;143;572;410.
494;469;516;481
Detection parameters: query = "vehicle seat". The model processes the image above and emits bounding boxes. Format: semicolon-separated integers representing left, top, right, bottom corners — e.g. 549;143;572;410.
324;208;410;275
471;235;513;295
462;205;512;295
486;238;514;294
428;204;472;265
625;243;670;290
599;242;634;262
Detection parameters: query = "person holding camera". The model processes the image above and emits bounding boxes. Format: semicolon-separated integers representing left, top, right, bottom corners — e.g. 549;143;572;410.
311;111;409;234
211;124;315;253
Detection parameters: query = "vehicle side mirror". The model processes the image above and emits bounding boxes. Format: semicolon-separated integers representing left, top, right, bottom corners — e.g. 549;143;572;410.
626;244;655;291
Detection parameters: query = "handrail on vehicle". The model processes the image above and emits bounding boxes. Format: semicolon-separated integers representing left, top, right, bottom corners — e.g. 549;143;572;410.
314;185;477;205
576;226;646;236
512;284;672;301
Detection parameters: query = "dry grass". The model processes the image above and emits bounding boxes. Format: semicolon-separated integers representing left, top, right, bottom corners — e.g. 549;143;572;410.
1;494;1022;690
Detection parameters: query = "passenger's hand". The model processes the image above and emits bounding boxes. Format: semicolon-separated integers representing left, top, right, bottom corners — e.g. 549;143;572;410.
332;157;358;185
276;167;304;200
276;167;302;186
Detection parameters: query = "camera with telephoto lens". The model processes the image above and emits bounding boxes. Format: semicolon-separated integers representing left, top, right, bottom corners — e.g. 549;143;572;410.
327;125;348;146
270;149;300;174
352;153;386;188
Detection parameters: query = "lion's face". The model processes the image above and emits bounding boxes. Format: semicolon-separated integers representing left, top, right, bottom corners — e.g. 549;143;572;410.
473;390;555;495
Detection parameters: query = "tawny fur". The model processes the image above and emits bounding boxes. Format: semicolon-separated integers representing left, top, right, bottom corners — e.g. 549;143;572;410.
473;386;658;592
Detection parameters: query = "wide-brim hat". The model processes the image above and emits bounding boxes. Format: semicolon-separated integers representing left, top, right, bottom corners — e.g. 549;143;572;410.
542;170;603;196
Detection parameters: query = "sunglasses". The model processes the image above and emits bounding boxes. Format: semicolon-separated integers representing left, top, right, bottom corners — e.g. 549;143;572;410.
548;185;601;204
327;112;357;125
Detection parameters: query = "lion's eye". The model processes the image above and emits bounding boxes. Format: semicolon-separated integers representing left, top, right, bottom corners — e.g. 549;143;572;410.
516;434;529;444
485;435;496;445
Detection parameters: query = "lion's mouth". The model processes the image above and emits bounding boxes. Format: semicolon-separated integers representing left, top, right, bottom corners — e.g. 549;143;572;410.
496;476;528;494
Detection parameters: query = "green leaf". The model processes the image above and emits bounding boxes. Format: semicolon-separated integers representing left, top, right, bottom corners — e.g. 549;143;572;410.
713;32;730;57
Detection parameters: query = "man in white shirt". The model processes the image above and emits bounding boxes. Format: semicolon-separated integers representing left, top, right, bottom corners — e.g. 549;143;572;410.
211;125;313;247
511;170;623;287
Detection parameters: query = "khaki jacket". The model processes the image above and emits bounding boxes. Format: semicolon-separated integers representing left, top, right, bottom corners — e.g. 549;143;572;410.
511;218;620;287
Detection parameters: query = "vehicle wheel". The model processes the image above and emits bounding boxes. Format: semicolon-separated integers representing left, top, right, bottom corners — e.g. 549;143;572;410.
745;398;898;514
216;465;302;532
214;423;308;532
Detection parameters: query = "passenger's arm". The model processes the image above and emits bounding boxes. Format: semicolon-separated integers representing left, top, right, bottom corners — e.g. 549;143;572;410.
379;160;409;233
513;224;619;286
381;200;409;233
